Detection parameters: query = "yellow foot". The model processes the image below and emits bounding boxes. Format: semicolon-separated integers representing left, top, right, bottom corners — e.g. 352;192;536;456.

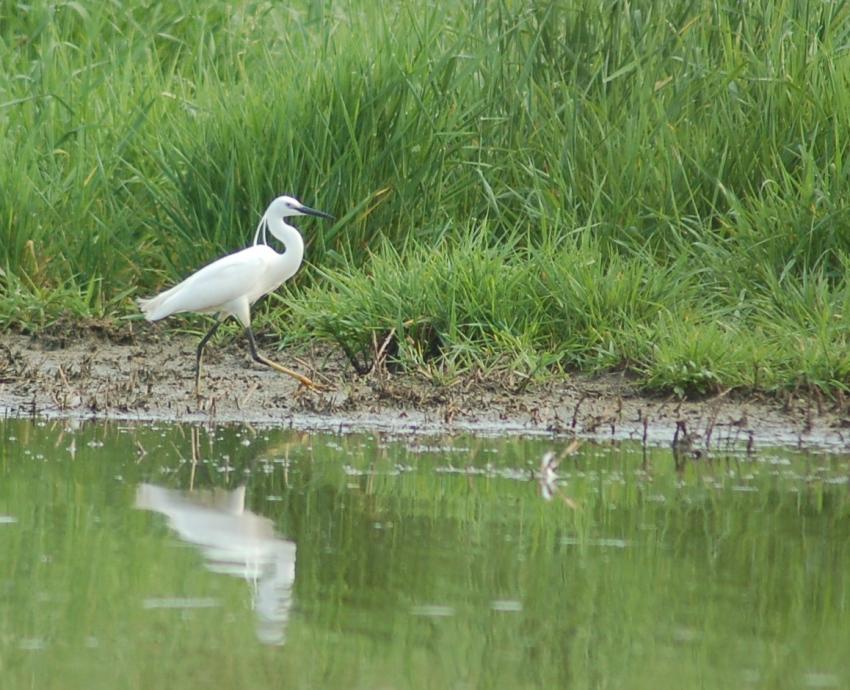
259;355;328;392
296;377;328;394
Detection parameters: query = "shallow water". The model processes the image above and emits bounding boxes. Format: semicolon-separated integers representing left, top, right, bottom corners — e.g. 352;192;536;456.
1;419;848;689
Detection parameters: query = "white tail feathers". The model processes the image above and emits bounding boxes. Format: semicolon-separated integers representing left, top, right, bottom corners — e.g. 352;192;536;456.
136;285;181;321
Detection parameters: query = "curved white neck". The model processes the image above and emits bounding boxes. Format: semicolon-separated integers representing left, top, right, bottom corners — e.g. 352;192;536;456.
268;217;304;266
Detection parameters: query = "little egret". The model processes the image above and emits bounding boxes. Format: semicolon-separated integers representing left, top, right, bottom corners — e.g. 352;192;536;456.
137;195;333;394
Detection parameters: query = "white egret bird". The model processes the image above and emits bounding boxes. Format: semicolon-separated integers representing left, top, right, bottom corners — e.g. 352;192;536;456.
137;195;333;394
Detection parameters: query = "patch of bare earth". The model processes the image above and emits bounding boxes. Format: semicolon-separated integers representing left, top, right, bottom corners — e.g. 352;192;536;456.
2;327;849;450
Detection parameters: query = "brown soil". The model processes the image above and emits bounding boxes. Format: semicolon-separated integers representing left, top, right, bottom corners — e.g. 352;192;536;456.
2;327;849;450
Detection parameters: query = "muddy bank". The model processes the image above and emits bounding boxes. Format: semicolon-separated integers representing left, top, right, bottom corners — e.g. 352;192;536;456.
2;330;849;450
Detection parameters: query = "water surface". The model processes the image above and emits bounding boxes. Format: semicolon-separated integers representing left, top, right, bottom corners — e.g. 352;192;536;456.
1;419;848;689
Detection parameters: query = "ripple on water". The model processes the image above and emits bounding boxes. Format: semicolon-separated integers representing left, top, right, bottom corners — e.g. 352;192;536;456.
803;672;841;688
18;638;46;651
142;597;220;609
560;537;631;549
410;604;455;618
490;600;523;612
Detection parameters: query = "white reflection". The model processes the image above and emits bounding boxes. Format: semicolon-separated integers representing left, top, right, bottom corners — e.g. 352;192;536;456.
135;484;295;645
537;444;580;508
538;451;559;501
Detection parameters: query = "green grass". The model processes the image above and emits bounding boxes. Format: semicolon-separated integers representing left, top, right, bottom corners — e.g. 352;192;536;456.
2;0;850;395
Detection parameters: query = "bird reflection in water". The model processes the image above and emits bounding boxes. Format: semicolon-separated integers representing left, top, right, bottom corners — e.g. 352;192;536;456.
135;483;295;645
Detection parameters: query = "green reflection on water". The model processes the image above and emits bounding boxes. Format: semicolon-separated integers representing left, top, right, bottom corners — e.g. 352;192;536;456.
0;419;848;690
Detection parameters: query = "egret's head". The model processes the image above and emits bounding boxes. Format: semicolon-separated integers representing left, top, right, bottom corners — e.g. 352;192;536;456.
268;195;334;220
254;196;334;245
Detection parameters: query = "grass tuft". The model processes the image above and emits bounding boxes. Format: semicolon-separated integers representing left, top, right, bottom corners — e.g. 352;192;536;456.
3;0;850;395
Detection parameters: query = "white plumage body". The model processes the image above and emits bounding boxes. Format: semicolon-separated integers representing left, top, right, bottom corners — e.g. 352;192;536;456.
138;242;303;328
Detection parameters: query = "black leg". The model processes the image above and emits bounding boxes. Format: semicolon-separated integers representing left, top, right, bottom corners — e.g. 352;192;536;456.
195;319;222;395
244;326;264;365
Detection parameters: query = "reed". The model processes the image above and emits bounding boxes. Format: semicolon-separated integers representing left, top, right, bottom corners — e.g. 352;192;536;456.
2;0;849;393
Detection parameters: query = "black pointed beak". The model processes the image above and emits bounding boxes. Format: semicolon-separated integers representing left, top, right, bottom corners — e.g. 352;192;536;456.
299;204;334;221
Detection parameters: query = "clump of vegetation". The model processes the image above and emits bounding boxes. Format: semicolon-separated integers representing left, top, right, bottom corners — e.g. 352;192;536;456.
2;0;849;395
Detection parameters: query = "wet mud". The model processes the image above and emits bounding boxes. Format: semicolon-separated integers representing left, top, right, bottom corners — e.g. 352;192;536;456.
2;330;850;451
